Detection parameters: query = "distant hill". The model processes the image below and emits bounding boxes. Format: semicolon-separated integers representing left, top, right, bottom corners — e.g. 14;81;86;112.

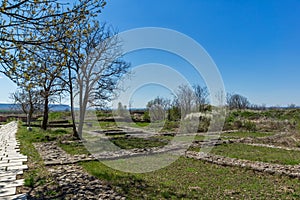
0;104;15;111
49;104;71;111
0;103;71;112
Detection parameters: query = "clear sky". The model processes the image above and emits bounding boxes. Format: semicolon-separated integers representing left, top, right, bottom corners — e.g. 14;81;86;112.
1;0;299;108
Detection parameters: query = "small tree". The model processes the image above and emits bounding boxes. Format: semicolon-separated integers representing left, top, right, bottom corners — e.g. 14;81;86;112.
227;93;250;110
146;97;170;122
193;85;209;112
174;84;197;117
10;87;43;127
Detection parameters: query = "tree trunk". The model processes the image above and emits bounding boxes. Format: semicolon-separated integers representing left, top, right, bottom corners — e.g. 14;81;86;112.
77;102;86;139
70;90;79;139
42;96;49;130
77;86;88;139
28;110;33;127
68;67;80;139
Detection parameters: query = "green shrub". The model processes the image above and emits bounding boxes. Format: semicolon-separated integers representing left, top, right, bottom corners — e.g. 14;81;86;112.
234;120;243;129
24;176;35;188
163;120;179;131
243;120;257;132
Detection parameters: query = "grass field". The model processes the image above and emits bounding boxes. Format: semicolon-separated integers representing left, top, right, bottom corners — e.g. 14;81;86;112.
16;125;56;188
15;115;300;199
211;143;300;165
80;158;300;199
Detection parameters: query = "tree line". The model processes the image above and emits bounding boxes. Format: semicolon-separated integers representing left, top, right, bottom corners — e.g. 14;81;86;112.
139;85;257;122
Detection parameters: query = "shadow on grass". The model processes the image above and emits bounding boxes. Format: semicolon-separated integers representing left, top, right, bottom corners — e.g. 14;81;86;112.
79;161;188;199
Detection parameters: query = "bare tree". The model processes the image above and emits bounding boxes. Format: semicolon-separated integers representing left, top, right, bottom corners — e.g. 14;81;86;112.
193;85;209;112
174;84;197;117
146;97;171;122
10;87;43;127
74;26;129;138
227;93;250;110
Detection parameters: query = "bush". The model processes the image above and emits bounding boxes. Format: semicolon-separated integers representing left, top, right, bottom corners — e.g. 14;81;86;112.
24;175;35;188
234;120;243;129
163;120;179;131
243;120;257;132
198;117;210;132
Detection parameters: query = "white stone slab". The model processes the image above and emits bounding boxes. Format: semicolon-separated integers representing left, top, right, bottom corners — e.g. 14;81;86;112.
0;172;19;178
0;179;24;188
0;156;28;161
0;175;16;182
5;165;28;171
0;169;25;176
0;186;16;197
0;162;23;167
1;194;27;200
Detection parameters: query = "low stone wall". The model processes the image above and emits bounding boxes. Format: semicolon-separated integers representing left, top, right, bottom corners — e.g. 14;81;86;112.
34;141;189;165
186;151;300;178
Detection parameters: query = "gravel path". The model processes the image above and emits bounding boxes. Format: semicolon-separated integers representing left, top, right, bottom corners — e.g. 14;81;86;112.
32;142;125;199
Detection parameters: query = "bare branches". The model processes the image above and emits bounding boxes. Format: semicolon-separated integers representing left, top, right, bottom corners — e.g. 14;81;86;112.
227;93;250;110
73;23;129;137
0;0;106;74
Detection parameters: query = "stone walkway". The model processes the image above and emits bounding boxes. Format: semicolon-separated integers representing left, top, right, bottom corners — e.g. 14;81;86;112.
0;122;28;200
33;141;189;166
33;142;126;199
35;138;300;180
33;142;96;166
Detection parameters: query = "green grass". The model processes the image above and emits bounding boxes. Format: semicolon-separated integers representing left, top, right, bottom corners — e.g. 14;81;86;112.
99;121;118;129
194;135;205;141
130;122;150;127
110;137;168;149
80;157;300;199
16;125;51;188
58;142;91;155
16;125;72;189
228;109;300;121
211;143;300;165
48;111;71;121
16;119;300;199
17;125;70;143
221;131;275;139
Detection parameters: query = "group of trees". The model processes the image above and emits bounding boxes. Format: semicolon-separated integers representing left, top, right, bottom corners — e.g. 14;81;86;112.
144;84;210;122
0;0;129;138
144;84;255;123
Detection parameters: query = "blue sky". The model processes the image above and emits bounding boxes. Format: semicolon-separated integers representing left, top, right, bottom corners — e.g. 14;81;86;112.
1;0;300;108
100;0;300;107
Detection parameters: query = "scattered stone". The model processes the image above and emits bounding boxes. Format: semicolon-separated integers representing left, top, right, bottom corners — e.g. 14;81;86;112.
43;165;125;200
